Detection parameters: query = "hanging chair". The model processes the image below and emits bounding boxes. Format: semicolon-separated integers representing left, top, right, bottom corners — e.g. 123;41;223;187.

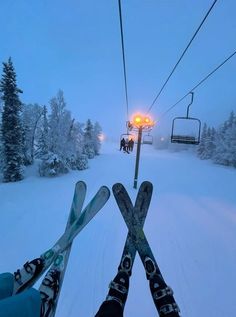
143;134;153;145
171;92;201;145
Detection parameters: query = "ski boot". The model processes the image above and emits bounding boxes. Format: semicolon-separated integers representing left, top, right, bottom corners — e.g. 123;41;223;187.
14;258;44;293
39;269;60;317
144;257;180;316
106;254;132;308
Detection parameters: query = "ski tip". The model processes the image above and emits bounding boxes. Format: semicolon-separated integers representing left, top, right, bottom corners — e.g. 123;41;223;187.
140;181;153;192
100;185;111;199
75;180;87;189
112;183;125;194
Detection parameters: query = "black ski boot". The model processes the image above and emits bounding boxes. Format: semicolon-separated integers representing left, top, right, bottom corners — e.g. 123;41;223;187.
39;269;60;317
95;254;132;317
106;254;132;308
145;257;180;316
14;258;44;293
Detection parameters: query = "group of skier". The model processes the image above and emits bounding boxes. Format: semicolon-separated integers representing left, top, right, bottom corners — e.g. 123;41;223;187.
120;138;134;154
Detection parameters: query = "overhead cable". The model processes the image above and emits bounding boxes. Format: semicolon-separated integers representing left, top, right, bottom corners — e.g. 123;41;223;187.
118;0;129;120
160;50;236;118
147;0;219;114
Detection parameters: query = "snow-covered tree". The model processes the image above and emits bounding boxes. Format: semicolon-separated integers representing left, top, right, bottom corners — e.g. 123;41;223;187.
213;111;236;167
93;121;102;155
83;119;95;159
200;127;216;160
38;90;88;176
226;114;236;167
0;106;3;175
22;103;43;165
197;123;208;159
39;90;70;176
36;105;49;159
66;120;88;170
0;58;24;182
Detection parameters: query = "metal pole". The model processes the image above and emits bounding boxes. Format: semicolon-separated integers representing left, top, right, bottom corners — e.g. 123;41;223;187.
133;126;143;189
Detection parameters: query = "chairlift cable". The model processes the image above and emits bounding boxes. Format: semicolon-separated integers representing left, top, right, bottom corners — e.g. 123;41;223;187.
118;0;130;122
160;49;236;118
146;0;219;114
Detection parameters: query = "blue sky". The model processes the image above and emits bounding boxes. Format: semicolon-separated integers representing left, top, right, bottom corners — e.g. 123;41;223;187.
0;0;235;139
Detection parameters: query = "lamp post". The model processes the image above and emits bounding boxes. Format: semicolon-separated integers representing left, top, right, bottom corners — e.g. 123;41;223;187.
133;125;142;189
129;114;154;189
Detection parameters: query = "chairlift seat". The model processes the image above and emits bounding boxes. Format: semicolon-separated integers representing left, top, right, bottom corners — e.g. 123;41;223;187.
171;116;201;145
120;133;135;141
171;135;199;145
142;135;153;145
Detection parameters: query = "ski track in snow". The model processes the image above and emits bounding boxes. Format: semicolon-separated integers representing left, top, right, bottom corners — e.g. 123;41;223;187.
0;142;236;316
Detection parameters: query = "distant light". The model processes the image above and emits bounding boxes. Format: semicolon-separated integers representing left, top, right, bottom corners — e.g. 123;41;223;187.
98;133;105;142
161;137;165;141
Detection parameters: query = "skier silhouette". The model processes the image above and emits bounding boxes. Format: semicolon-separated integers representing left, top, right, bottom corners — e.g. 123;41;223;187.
119;138;125;151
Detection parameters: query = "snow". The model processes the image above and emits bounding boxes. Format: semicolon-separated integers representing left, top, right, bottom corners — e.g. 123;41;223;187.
1;142;236;316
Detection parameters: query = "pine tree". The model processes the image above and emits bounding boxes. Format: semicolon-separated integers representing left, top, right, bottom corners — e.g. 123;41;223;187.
83;119;95;158
213;112;233;166
36;105;49;159
93;121;102;155
0;58;24;182
0;105;3;175
22;103;43;165
197;123;208;159
218;111;236;167
201;127;216;160
227;114;236;167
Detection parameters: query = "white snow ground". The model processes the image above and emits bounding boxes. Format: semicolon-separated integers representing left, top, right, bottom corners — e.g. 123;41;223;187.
0;142;236;317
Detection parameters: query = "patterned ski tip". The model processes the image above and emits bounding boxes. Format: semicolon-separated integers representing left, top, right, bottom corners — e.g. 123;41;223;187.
112;183;130;198
134;181;153;210
112;183;124;193
136;181;153;197
112;183;133;208
99;185;111;198
139;181;153;191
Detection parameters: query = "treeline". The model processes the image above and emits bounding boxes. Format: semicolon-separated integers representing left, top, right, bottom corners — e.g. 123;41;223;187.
0;58;102;182
197;111;236;168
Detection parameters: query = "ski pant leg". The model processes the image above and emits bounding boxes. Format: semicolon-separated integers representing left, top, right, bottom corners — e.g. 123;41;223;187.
0;273;14;300
0;273;41;317
94;300;123;317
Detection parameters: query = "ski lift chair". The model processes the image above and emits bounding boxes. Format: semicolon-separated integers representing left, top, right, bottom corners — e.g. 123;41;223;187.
171;92;201;145
120;133;135;142
143;134;153;145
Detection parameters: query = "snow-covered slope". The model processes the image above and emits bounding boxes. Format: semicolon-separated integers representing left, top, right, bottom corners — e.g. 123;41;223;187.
0;142;236;317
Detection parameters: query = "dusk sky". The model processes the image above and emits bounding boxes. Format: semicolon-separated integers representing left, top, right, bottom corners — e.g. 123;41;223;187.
0;0;235;139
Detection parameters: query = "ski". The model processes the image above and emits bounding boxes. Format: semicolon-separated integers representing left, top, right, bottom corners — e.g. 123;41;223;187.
13;184;110;294
113;182;180;317
117;181;153;274
104;182;153;308
49;181;87;317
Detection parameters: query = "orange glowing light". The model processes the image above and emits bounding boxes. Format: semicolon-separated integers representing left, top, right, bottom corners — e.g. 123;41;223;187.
131;113;155;129
135;116;141;123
